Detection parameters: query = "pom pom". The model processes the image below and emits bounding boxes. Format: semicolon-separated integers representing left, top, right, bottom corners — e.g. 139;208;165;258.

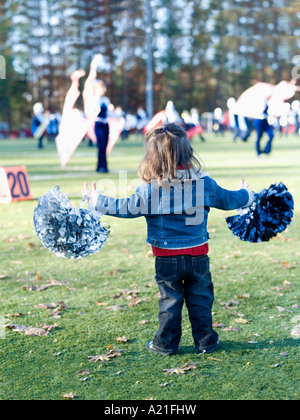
226;182;294;243
33;186;109;259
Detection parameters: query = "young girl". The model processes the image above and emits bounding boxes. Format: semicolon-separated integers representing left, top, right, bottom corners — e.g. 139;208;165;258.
83;123;254;356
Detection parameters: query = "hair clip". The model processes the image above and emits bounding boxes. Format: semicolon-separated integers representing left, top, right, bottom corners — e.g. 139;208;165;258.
162;126;168;133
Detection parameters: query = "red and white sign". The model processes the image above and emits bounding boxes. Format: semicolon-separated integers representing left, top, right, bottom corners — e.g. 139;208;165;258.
0;166;33;204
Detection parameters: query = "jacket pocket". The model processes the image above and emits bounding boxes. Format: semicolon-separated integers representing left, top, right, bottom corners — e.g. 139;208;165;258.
155;257;177;281
192;255;210;278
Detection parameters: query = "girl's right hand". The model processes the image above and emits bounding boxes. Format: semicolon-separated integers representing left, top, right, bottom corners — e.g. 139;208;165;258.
82;182;99;211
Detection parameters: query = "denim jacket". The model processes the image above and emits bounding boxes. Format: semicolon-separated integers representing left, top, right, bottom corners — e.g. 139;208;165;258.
93;169;253;249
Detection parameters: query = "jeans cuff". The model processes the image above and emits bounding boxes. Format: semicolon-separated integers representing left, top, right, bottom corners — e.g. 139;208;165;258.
152;341;178;355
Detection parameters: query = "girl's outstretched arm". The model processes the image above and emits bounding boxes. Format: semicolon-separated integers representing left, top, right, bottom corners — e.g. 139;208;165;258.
207;178;254;211
82;182;148;219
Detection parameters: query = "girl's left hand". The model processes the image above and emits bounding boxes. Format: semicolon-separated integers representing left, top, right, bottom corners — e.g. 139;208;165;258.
238;179;249;190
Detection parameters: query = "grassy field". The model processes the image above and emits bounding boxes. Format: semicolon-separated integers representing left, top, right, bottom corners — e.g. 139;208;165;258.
0;132;299;400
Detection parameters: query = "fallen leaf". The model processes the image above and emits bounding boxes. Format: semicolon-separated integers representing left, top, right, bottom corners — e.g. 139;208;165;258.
4;236;16;243
35;303;57;310
6;313;24;318
78;370;90;376
5;322;57;336
128;297;151;307
62;393;76;400
163;367;186;375
24;327;49;337
236;293;250;299
282;261;291;269
39;322;58;331
220;300;240;309
276;306;292;313
88;347;124;363
213;321;226;328
163;363;199;375
115;336;128;343
35;301;68;318
22;279;67;292
96;301;109;306
234;318;250;324
223;326;241;332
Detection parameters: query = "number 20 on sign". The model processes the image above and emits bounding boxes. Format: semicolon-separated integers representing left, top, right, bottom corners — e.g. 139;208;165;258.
0;166;33;204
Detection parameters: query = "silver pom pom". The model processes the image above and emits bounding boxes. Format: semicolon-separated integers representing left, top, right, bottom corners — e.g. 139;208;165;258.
33;186;109;259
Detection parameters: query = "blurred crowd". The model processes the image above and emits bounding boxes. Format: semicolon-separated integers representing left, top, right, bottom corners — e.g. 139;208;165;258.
1;96;300;145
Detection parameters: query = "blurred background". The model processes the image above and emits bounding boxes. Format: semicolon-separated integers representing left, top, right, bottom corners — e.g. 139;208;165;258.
1;0;300;135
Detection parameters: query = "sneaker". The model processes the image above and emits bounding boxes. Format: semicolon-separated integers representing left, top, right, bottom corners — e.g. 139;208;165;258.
198;341;220;355
146;341;177;356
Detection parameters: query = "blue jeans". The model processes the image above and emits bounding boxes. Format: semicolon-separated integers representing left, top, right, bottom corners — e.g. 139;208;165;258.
254;119;274;155
95;122;109;172
153;255;219;354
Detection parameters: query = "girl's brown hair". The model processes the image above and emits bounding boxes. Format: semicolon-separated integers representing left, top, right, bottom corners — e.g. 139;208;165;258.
138;123;202;183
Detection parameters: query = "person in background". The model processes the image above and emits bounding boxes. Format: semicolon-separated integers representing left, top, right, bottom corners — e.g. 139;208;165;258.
165;101;183;124
46;111;59;143
31;102;47;149
94;80;111;173
136;106;148;134
254;102;275;157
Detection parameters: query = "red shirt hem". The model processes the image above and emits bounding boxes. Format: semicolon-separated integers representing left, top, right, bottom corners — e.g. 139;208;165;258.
152;243;209;257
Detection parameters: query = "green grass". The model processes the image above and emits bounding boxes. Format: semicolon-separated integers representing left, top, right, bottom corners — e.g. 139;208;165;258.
0;132;299;400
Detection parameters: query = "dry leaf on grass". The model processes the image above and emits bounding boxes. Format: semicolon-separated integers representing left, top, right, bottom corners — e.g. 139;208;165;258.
234;317;250;324
236;293;250;299
22;279;67;292
128;297;151;307
223;326;241;332
163;362;200;375
6;312;24;318
35;301;69;318
115;336;129;343
62;393;76;400
78;370;90;376
88;347;124;363
213;321;226;328
5;322;58;336
276;306;292;313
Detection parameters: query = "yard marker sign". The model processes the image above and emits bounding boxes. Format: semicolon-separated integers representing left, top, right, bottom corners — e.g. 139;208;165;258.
0;166;33;204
